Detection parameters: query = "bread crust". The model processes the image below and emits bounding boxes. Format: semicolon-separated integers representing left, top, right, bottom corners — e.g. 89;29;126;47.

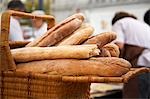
102;43;120;57
16;57;131;77
12;44;100;62
26;13;84;47
57;23;94;45
84;32;117;48
99;48;111;57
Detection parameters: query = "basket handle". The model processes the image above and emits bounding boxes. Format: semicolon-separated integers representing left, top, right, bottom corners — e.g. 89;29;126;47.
0;10;55;71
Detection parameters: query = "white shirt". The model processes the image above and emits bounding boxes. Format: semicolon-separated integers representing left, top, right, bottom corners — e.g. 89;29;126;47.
9;17;24;41
112;17;150;67
33;22;47;38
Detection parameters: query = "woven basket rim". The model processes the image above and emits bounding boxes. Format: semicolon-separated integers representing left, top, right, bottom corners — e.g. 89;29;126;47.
1;67;149;83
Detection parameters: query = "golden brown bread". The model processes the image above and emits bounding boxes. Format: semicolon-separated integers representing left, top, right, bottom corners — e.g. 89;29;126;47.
11;44;100;62
9;41;30;49
26;13;84;47
16;57;131;77
84;32;117;48
90;57;131;69
99;48;111;57
102;43;120;57
57;23;94;45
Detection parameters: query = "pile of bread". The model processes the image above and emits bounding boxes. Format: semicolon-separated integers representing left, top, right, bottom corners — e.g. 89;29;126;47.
11;13;131;77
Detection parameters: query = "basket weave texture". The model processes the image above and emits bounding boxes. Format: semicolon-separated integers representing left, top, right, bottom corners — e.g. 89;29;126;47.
0;10;149;99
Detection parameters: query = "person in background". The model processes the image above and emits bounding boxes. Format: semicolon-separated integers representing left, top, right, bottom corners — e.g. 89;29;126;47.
31;10;48;38
137;9;150;99
144;9;150;26
112;11;150;99
7;0;25;41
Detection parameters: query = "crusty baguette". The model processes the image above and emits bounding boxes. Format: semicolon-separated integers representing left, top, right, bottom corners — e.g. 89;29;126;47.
9;41;30;49
84;32;117;48
16;57;131;77
12;44;100;62
90;57;131;69
102;43;120;57
26;13;84;47
57;23;94;45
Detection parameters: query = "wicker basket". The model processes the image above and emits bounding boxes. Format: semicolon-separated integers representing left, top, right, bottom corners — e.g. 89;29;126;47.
0;10;149;99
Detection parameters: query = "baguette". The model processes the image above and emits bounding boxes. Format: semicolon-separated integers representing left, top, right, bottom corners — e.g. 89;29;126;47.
84;32;117;48
57;23;94;45
12;44;100;62
26;13;84;47
16;57;131;77
102;43;120;57
9;41;30;49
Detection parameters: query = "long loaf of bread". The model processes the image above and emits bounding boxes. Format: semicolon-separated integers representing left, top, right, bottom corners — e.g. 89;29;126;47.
12;44;100;62
57;23;94;45
16;57;131;77
26;13;84;47
84;32;117;48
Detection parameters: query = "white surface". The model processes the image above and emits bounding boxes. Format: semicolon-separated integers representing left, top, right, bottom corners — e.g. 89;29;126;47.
9;17;24;41
112;17;150;49
33;22;47;38
90;83;123;93
112;17;150;67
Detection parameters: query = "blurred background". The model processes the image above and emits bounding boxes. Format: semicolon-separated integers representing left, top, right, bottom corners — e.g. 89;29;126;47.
1;0;150;35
